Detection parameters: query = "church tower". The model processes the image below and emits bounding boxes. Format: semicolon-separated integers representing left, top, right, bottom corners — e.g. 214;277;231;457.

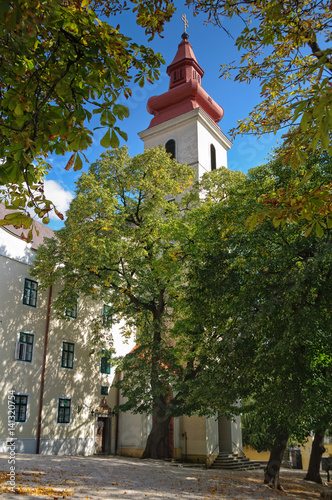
138;28;242;462
138;29;232;180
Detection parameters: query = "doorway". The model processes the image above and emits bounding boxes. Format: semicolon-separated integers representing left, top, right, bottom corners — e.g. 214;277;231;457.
96;416;111;454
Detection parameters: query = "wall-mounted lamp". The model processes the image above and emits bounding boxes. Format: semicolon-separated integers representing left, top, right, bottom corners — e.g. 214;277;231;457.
77;403;92;415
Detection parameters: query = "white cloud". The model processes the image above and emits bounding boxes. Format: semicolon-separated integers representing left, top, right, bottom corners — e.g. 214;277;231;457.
44;180;74;220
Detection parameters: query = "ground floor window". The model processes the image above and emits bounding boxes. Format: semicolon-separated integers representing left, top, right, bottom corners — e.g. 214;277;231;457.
57;398;71;424
15;394;28;422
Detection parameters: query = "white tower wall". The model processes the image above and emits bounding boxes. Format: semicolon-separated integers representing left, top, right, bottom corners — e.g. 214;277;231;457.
138;108;232;181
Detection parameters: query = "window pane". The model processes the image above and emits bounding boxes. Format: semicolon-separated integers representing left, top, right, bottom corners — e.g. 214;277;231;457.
26;345;33;362
23;279;38;307
17;333;34;362
65;302;77;318
14;394;27;422
58;399;71;423
19;344;25;359
61;342;74;369
100;354;111;374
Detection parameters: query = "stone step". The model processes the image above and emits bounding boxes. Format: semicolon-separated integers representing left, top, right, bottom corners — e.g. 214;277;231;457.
213;459;250;465
210;453;262;471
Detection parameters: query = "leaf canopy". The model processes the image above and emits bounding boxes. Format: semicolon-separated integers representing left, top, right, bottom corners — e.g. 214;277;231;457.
187;0;332;228
32;145;195;413
0;0;174;237
172;152;332;437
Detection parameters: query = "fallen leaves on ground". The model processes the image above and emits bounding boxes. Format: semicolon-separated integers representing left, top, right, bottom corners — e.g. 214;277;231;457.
0;470;74;498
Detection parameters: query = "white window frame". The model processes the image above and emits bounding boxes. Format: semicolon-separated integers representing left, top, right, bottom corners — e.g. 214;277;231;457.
14;332;35;363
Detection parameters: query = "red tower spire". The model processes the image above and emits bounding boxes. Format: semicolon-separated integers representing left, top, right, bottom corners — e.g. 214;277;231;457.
146;33;224;128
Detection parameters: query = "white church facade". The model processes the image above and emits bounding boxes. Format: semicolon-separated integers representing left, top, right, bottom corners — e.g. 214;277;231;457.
0;31;242;463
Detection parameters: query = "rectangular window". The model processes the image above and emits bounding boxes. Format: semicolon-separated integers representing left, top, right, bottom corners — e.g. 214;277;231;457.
14;394;28;423
57;398;71;424
102;305;112;327
61;342;74;369
23;278;38;307
100;350;111;374
101;386;109;396
15;333;34;362
65;300;77;319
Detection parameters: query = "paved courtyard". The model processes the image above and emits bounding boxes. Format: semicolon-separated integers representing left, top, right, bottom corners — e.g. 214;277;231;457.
0;453;329;499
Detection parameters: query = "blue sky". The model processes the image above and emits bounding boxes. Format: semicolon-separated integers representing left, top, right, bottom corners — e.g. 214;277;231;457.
46;2;281;230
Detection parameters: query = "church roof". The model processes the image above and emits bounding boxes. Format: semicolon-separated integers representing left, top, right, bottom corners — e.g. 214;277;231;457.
146;33;224;128
166;33;203;78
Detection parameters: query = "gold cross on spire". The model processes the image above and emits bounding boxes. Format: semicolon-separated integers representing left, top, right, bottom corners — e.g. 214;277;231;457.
181;14;189;33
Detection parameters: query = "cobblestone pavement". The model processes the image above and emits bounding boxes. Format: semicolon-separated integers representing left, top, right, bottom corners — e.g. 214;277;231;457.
0;453;329;499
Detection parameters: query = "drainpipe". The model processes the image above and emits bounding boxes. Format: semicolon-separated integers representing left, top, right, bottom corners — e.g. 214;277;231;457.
36;285;52;454
114;371;120;455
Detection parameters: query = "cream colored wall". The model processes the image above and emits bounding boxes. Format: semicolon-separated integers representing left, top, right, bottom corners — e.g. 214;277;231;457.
206;414;219;456
300;439;311;470
115;372;150;454
0;231;49;453
245;440;332;470
243;446;270;462
299;439;332;471
325;443;332;455
0;228;134;455
181;415;207;461
37;287;132;454
38;288;101;445
231;415;243;453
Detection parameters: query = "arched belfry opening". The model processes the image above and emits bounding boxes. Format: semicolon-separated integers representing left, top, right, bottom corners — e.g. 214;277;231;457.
211;144;216;171
165;139;176;159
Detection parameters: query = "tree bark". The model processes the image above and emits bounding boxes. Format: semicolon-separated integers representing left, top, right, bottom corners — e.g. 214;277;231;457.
264;432;289;490
141;397;171;459
304;430;326;484
141;302;172;460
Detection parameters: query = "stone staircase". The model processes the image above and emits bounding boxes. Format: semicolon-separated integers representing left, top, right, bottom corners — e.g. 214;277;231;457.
210;451;262;471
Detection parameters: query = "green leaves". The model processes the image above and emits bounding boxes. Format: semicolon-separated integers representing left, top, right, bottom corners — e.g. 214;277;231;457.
187;0;332;230
100;129;112;148
32;146;195;443
0;0;170;229
175;152;332;442
100;128;121;148
13;103;24;117
74;153;83;172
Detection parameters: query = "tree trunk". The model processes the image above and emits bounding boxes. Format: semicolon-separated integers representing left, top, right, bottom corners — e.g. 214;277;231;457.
141;308;171;460
141;397;171;459
304;430;326;484
264;432;289;490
